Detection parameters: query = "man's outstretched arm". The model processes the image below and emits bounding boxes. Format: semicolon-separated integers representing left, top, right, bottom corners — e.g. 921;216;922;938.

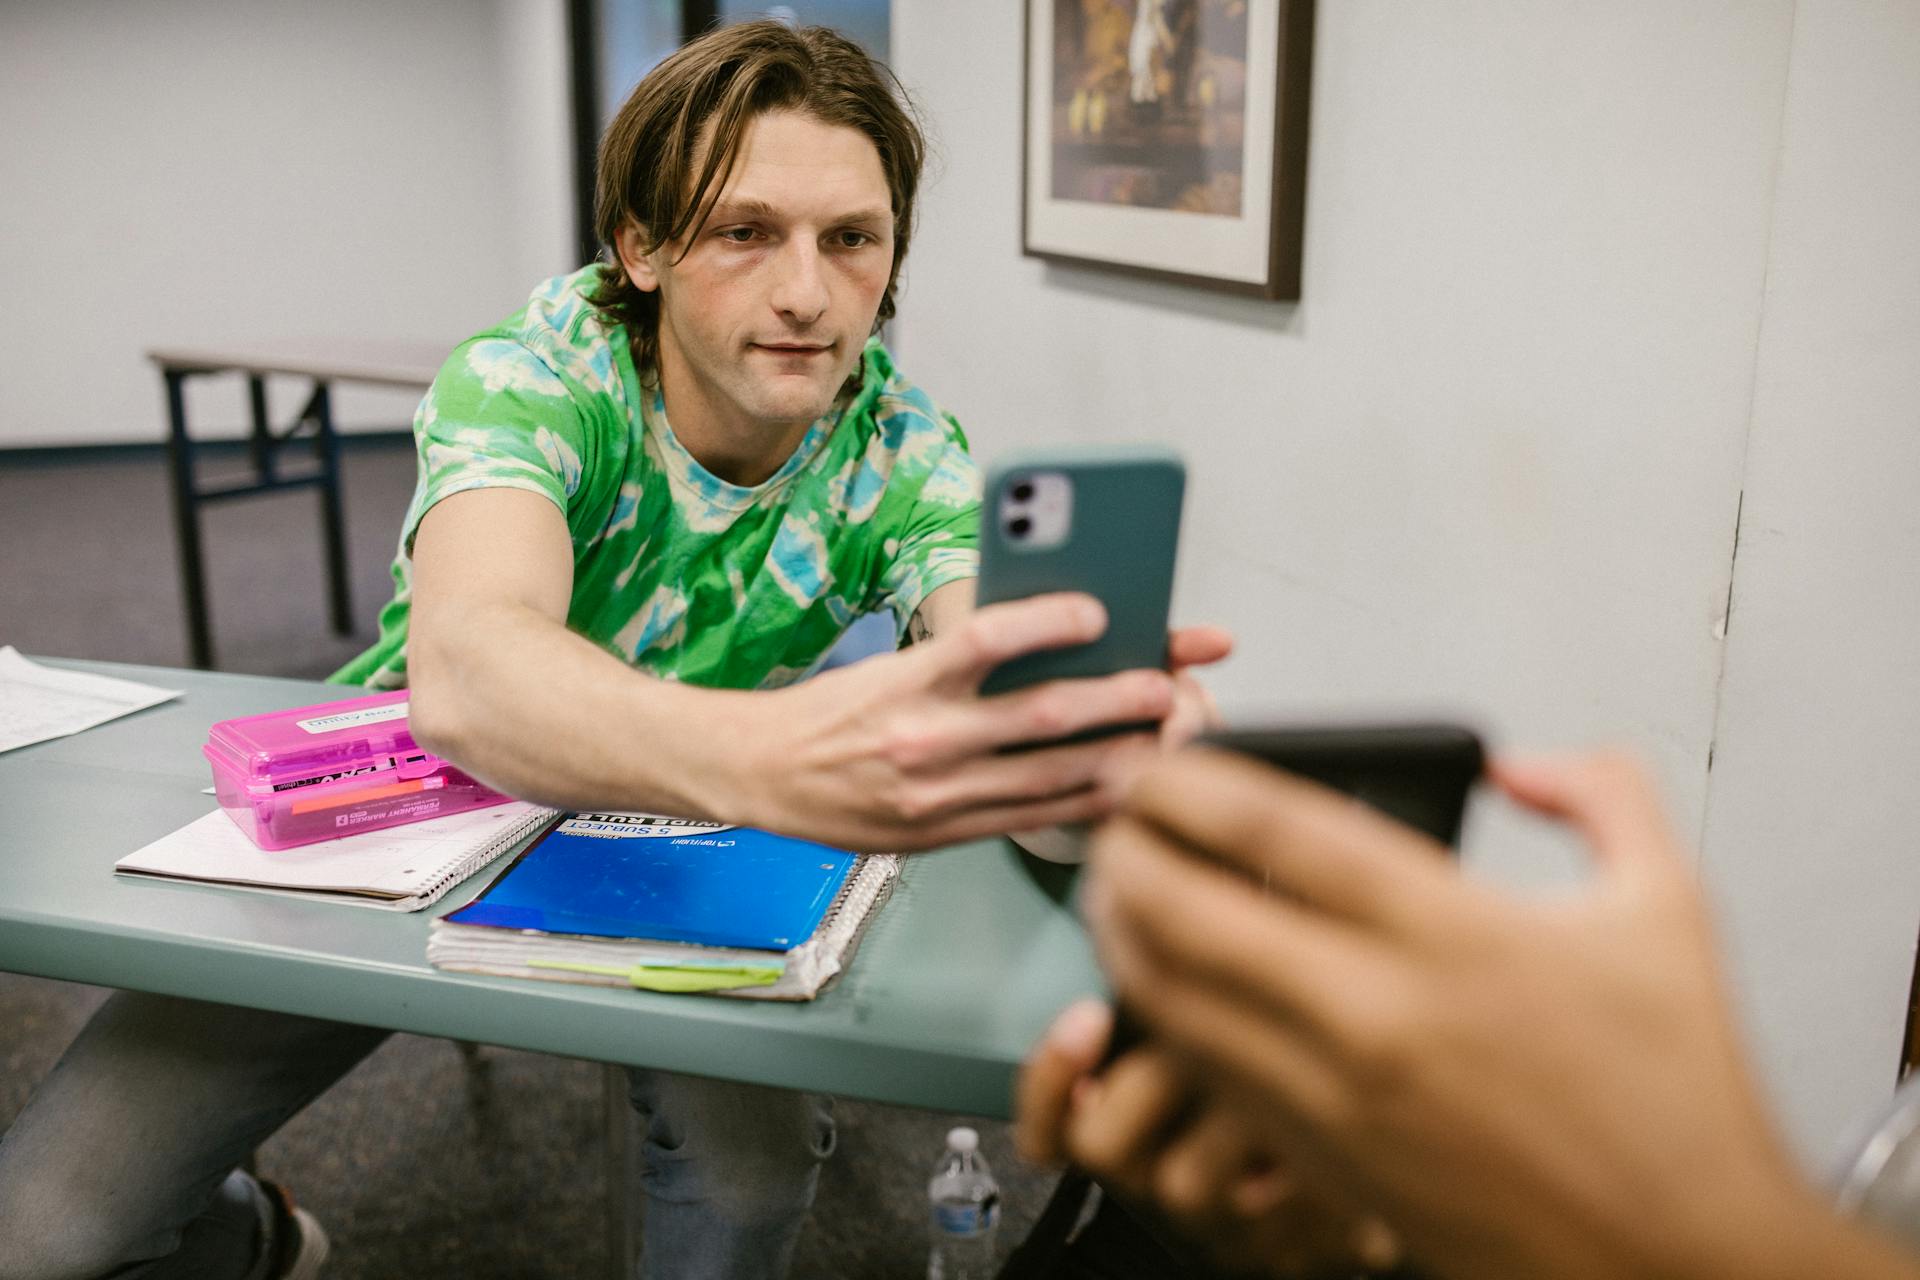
405;487;740;821
404;488;1178;851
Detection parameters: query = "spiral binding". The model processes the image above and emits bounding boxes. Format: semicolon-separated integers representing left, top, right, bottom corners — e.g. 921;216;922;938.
415;806;560;906
816;853;900;944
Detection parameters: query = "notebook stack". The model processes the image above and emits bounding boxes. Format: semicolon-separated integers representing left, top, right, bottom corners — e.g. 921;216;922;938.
427;813;898;1001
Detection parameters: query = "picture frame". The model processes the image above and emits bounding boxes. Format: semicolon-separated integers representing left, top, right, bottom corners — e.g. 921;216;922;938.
1022;0;1314;300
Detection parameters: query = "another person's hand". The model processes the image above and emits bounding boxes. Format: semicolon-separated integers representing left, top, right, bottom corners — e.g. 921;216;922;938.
1017;1000;1402;1279
1083;748;1920;1280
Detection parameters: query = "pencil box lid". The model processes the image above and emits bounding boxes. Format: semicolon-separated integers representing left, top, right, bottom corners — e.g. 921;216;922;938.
203;690;437;792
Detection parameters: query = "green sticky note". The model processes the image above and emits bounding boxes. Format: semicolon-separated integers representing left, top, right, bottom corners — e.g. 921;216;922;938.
530;960;783;993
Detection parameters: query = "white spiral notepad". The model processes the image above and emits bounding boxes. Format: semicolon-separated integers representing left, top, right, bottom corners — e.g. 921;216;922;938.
116;802;558;911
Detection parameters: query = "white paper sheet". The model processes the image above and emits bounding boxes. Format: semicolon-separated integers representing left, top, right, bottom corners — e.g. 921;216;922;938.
0;647;182;754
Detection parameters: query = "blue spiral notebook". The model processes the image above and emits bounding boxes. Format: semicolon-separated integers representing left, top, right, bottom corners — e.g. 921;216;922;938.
429;813;900;999
441;813;857;950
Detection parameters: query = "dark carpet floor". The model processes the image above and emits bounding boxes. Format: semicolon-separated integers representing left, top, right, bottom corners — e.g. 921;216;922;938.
0;437;1060;1278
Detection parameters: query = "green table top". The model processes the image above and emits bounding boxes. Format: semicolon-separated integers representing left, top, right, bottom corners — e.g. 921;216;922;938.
0;660;1105;1119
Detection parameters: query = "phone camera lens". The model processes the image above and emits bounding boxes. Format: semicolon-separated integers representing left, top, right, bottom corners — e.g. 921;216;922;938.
1010;481;1035;503
1007;516;1033;539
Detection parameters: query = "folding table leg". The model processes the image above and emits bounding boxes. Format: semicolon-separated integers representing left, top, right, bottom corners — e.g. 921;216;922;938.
310;382;353;635
603;1062;641;1280
247;375;276;483
162;368;215;669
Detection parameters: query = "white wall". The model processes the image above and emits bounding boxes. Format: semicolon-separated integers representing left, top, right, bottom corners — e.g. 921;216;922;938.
0;0;575;446
496;0;582;295
894;0;1790;844
893;0;1918;1164
1701;2;1920;1164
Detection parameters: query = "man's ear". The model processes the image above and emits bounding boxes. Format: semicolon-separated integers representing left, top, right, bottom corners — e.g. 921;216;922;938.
614;222;660;293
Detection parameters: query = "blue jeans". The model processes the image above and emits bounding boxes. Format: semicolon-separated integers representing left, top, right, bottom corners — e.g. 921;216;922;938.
0;991;834;1280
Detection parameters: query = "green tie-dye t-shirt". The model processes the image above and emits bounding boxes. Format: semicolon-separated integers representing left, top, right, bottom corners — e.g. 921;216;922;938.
332;266;979;693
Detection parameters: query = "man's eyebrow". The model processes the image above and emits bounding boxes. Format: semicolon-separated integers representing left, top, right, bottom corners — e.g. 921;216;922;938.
706;198;893;226
706;198;781;222
832;206;894;226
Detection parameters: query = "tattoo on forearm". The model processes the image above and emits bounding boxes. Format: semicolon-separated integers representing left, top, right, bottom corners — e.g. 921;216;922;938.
906;609;932;647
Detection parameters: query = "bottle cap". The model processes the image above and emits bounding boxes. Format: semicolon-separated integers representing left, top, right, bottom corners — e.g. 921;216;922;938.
947;1126;978;1154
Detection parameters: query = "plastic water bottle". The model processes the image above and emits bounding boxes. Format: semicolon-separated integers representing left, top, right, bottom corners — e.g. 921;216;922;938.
927;1125;1000;1280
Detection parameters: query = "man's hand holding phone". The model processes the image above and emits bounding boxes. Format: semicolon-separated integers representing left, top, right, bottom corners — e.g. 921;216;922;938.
1158;625;1233;747
734;592;1227;853
734;446;1228;854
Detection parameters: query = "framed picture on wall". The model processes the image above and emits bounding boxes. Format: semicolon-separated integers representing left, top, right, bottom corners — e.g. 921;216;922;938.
1022;0;1314;300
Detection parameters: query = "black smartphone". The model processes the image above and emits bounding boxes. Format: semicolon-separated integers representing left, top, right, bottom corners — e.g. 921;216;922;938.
1200;722;1485;848
1102;722;1485;1062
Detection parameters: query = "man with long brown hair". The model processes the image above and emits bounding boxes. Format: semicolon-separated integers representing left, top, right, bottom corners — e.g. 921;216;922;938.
0;19;1225;1280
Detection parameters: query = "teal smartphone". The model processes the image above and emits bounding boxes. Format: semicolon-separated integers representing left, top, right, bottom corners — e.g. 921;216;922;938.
975;445;1185;704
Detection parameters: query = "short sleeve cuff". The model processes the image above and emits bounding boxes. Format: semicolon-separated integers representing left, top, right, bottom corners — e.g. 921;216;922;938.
884;546;980;642
400;473;567;555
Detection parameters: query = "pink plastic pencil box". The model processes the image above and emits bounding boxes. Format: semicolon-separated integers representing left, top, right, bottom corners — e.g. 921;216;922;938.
203;691;512;851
